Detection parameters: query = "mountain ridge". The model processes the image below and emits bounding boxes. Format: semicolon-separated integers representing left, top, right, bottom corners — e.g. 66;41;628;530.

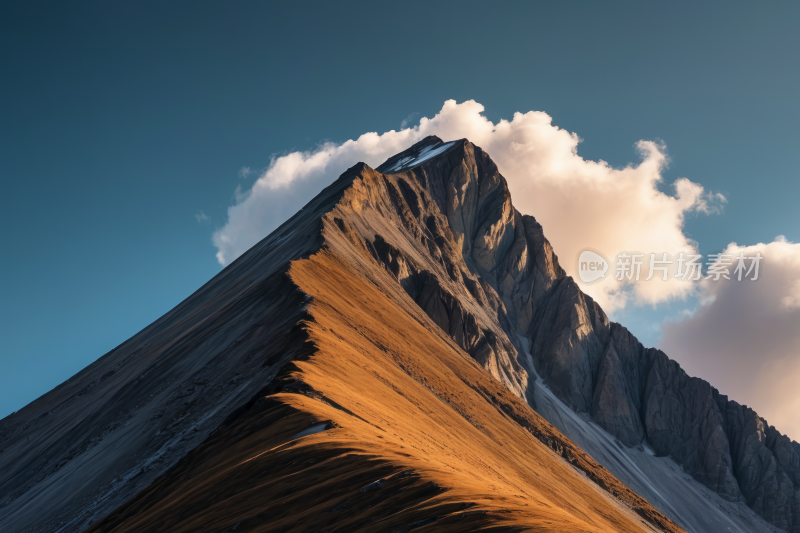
0;136;794;532
86;231;683;532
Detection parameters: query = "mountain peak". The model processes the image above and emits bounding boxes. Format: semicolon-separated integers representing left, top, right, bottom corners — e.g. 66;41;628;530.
2;137;792;533
376;135;463;174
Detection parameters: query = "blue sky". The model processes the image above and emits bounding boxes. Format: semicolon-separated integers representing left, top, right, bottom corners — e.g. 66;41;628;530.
1;1;799;421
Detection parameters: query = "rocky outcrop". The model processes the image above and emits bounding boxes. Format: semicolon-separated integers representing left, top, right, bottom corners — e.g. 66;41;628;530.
370;136;800;532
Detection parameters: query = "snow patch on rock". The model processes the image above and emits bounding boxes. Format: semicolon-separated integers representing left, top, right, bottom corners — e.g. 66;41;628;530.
384;141;455;172
291;423;328;440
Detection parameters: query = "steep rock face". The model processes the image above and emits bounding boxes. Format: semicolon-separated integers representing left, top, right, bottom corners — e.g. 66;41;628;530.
720;397;800;527
590;342;645;447
371;136;800;532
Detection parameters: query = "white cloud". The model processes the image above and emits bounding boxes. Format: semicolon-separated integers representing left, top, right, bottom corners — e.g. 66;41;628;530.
213;100;723;312
661;237;800;441
195;210;209;224
238;166;253;179
214;99;800;441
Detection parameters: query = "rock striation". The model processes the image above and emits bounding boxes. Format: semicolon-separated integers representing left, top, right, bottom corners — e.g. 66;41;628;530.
371;136;800;532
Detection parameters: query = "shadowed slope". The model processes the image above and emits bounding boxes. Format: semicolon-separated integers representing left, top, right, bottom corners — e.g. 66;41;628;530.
0;169;361;532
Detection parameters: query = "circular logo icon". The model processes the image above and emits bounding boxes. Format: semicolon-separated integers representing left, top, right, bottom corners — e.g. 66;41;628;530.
576;249;609;284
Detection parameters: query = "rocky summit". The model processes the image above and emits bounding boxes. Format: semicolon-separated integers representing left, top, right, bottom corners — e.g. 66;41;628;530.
1;136;797;532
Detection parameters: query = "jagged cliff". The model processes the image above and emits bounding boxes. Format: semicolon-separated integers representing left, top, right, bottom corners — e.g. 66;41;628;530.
0;136;795;532
368;137;799;532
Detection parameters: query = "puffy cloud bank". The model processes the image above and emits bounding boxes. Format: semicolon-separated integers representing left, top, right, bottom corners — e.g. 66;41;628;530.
214;99;724;311
661;237;800;441
216;99;800;440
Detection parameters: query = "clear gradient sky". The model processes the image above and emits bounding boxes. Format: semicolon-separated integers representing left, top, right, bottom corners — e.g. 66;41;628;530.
2;2;799;426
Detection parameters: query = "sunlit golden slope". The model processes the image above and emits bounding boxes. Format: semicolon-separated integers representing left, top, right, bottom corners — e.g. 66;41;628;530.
89;240;684;532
